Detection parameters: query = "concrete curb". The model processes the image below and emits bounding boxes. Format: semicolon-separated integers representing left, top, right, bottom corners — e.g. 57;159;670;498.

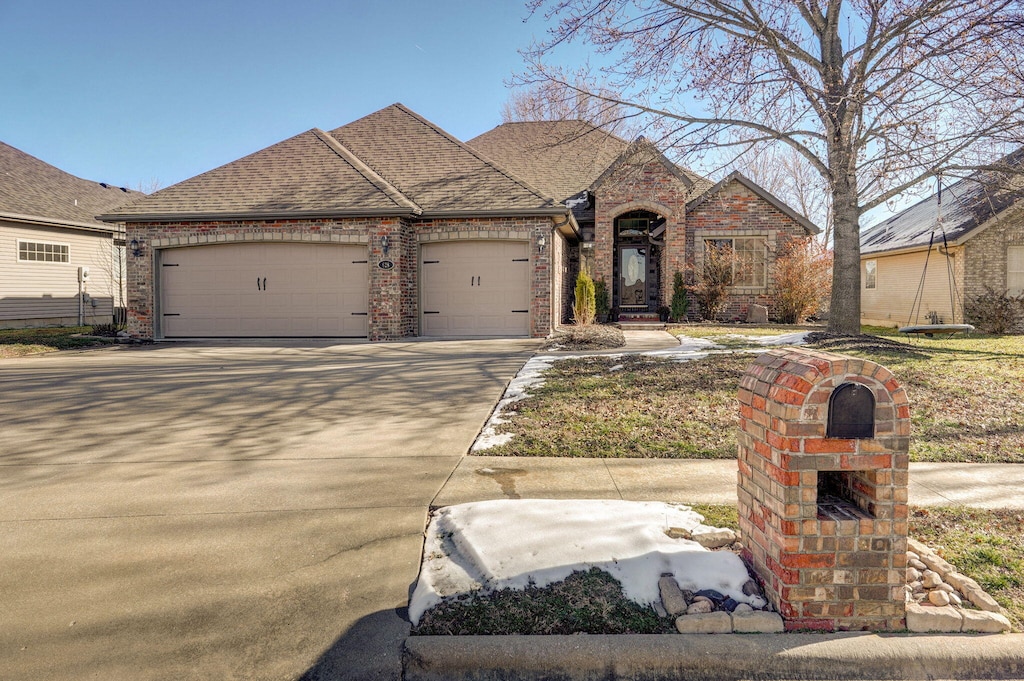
404;633;1024;680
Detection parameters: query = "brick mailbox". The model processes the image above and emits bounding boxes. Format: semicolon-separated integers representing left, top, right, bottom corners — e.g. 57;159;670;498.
736;347;910;631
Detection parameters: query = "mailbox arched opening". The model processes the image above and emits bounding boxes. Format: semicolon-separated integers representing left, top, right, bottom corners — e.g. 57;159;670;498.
827;383;875;439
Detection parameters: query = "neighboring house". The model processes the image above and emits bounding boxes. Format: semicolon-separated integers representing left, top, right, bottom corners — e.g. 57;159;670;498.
860;159;1024;329
100;104;818;341
0;142;138;329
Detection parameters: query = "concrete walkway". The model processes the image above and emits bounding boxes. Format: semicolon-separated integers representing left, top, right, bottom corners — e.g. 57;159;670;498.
436;456;1024;509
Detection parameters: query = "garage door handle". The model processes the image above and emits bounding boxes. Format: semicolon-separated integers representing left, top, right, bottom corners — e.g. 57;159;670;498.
512;258;528;262
257;277;267;291
512;310;529;313
351;312;368;316
424;311;440;314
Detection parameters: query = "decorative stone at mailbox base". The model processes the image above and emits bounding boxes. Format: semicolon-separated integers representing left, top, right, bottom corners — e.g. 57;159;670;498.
736;348;911;632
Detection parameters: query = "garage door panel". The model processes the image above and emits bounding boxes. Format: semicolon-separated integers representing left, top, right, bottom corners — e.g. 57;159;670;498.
159;243;368;337
420;241;530;337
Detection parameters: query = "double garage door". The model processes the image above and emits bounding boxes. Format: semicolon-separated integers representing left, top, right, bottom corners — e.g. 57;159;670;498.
159;243;369;337
158;241;531;338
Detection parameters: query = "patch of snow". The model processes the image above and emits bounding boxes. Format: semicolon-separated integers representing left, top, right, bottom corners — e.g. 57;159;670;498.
667;335;724;353
409;499;755;625
608;364;625;372
752;331;810;346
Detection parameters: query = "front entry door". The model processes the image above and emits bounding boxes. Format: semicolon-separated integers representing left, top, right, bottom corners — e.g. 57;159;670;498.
619;246;648;310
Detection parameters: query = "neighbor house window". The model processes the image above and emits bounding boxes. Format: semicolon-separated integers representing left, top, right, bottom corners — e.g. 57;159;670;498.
704;237;766;287
18;241;70;263
1008;246;1024;296
865;260;877;289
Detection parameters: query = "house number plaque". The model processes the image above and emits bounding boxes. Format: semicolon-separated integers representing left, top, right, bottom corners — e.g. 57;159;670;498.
378;260;395;270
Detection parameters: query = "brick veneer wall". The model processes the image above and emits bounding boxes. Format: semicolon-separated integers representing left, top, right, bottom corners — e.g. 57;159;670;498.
963;208;1024;331
125;215;557;341
688;182;808;321
736;347;911;632
593;159;689;309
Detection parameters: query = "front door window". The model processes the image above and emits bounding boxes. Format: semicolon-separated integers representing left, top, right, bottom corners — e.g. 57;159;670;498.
620;247;646;308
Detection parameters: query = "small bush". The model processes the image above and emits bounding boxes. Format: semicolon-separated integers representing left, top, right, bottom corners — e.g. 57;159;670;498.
594;278;610;318
89;323;123;337
688;242;736;321
573;271;596;325
773;239;832;324
670;271;690;322
964;287;1024;334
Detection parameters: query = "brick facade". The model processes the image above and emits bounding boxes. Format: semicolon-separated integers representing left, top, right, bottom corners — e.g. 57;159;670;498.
688;182;809;321
593;166;811;320
125;216;559;341
737;347;911;632
963;208;1024;331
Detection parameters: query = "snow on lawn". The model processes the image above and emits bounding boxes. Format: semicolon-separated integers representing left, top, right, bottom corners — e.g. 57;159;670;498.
409;499;756;625
723;331;811;346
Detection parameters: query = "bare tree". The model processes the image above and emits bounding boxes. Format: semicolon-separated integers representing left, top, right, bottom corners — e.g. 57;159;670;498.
732;143;834;244
502;79;637;137
522;0;1024;333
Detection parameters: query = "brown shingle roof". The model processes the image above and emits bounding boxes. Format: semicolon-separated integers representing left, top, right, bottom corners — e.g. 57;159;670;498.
468;121;714;204
330;104;556;213
104;128;416;220
468;120;629;203
0;141;139;231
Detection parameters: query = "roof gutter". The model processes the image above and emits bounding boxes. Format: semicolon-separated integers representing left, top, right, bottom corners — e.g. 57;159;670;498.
0;211;122;234
97;208;422;223
860;239;966;259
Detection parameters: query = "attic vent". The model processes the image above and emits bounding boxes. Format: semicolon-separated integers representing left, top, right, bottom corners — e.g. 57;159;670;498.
99;182;108;188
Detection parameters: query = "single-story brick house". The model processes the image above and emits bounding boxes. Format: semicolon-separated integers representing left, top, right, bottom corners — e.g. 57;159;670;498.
1;141;138;329
860;160;1024;329
101;104;818;341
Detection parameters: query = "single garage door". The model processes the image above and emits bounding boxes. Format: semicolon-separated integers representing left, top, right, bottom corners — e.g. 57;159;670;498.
159;243;368;337
421;241;530;336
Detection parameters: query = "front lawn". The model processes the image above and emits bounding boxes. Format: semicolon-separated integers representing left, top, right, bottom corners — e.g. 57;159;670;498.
0;326;117;358
484;326;1024;463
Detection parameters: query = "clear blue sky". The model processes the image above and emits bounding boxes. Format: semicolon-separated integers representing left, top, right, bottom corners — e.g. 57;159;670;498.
1;1;572;191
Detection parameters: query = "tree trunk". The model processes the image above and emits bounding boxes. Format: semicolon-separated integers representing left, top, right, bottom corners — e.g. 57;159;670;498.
828;181;862;334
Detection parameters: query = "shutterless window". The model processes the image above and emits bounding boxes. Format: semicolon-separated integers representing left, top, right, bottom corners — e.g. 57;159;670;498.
865;259;877;289
18;241;70;263
1008;246;1024;296
705;237;766;287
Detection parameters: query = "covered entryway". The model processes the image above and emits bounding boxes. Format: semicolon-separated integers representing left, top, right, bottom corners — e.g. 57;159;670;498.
420;241;530;336
158;242;368;337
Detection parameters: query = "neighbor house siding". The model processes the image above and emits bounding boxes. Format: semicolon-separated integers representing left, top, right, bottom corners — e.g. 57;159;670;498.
859;247;965;327
0;219;119;328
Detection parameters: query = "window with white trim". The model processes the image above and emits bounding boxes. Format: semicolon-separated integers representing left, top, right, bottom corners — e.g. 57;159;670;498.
1008;246;1024;296
865;260;877;289
19;240;70;263
704;237;767;288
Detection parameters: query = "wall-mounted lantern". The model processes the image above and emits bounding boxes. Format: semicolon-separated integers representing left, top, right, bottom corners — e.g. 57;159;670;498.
381;235;391;256
129;238;143;257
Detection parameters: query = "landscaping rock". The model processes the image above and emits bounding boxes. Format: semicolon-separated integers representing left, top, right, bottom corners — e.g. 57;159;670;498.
658;576;689;617
906;567;921;582
746;304;769;324
905;602;962;633
675;611;733;634
960;609;1012;633
741;579;760;596
691;526;737;549
733;603;754;613
731;610;784;633
686;600;714;615
694;589;726;605
921;570;943;589
928;590;951;607
908;558;927;571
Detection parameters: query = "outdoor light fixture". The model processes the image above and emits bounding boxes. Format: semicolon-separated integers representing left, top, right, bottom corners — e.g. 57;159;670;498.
129;238;142;257
538;235;546;252
381;235;390;255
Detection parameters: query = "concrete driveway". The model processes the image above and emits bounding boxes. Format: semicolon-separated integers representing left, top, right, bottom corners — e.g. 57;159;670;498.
0;339;536;680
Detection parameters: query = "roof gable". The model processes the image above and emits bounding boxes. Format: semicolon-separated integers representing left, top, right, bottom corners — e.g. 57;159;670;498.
330;104;557;213
687;171;820;235
0;141;140;231
861;158;1024;255
104;128;416;221
590;137;710;198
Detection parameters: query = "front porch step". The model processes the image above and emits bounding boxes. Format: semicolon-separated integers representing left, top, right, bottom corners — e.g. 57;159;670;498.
615;322;667;330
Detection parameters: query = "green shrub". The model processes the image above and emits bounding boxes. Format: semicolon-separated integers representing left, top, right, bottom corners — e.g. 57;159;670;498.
594;278;610;318
670;271;690;322
573;271;596;325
